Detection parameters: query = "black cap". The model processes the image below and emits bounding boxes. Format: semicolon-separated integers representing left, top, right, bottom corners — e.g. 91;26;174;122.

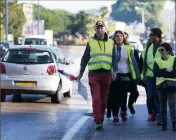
95;21;106;27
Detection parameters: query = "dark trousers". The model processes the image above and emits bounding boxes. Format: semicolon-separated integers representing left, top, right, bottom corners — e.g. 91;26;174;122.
157;86;176;125
88;73;112;122
107;78;139;117
146;76;160;115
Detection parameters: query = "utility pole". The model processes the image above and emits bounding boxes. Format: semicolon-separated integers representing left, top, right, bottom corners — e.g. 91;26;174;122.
37;0;40;35
5;0;8;41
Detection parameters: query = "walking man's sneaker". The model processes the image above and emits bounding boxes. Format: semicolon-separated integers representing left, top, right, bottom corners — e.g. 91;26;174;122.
120;111;127;123
95;122;104;131
113;117;119;125
148;114;152;121
128;105;135;114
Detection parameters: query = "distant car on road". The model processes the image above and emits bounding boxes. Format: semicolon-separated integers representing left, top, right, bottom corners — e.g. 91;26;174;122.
0;46;73;103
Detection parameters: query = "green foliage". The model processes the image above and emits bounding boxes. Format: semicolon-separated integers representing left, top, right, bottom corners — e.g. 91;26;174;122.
33;5;75;35
0;0;5;41
8;2;26;43
111;0;166;28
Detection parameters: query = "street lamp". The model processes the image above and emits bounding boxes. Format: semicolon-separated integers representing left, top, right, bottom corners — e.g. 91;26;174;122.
5;0;8;41
135;6;145;25
37;0;40;35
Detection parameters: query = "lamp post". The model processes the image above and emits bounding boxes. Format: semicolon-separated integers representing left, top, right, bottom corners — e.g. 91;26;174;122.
37;0;40;35
135;6;145;25
5;0;8;41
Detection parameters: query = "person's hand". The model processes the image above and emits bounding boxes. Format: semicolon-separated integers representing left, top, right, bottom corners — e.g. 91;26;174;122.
166;68;173;72
76;73;83;81
112;72;117;81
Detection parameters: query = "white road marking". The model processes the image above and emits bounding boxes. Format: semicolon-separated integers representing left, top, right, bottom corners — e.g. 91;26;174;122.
61;115;90;140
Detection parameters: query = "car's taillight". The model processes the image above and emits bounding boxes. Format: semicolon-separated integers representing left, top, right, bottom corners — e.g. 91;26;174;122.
47;65;56;75
0;63;6;74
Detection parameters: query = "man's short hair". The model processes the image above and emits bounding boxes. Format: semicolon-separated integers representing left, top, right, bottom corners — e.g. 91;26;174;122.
150;28;162;38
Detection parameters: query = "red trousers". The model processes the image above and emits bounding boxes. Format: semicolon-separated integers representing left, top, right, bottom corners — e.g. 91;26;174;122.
88;73;112;122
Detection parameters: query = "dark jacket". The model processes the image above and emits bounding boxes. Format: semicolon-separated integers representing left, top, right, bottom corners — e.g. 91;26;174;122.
153;57;176;79
79;33;119;74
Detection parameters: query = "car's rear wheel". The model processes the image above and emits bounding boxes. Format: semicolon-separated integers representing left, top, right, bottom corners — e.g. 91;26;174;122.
51;85;62;104
12;94;22;102
1;93;6;102
64;90;72;98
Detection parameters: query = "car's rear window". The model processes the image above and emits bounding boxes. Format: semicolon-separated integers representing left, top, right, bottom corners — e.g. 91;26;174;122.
24;38;47;45
2;49;53;64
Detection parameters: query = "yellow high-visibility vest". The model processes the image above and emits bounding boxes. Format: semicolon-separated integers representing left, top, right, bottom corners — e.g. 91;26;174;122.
124;45;136;80
155;55;176;86
88;38;114;71
146;44;160;77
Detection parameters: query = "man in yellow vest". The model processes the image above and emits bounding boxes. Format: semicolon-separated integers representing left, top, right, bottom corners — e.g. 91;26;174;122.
153;42;176;131
143;28;163;122
76;21;118;131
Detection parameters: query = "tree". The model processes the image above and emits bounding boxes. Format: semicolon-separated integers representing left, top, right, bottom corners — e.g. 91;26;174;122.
100;6;109;20
110;0;166;28
0;0;5;41
8;2;26;43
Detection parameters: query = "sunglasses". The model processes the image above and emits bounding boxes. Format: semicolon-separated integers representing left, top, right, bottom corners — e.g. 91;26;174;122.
159;48;164;52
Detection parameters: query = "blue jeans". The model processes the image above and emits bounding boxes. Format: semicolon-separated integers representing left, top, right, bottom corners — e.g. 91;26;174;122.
146;76;160;114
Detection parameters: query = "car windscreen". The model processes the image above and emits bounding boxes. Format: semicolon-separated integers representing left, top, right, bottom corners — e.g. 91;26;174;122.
2;49;53;64
24;38;47;45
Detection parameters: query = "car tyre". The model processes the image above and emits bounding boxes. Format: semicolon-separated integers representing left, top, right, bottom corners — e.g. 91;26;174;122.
51;85;62;104
1;94;6;102
64;90;72;98
12;94;22;102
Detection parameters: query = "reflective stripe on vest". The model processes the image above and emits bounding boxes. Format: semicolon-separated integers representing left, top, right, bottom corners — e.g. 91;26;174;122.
124;45;136;80
155;55;176;85
146;44;160;77
88;38;113;71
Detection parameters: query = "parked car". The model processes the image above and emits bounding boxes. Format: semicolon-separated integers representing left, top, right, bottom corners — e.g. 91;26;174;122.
0;46;73;103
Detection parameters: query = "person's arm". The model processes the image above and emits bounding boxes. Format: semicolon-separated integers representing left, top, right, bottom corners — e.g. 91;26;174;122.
112;46;118;72
79;43;90;74
153;58;176;78
139;54;143;74
130;50;140;82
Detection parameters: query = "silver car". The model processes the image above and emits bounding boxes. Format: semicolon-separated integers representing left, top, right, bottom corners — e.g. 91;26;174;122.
0;46;72;103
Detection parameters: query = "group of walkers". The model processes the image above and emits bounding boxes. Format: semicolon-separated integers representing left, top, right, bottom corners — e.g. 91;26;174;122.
76;21;176;131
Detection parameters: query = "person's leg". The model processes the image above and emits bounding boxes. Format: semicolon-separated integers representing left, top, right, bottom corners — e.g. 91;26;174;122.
88;73;102;130
99;74;112;123
128;81;139;114
119;81;128;122
158;88;167;130
146;77;155;121
111;80;121;125
167;91;176;131
106;82;113;118
152;77;160;121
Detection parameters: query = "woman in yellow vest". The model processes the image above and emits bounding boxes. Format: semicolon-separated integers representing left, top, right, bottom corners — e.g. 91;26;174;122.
153;42;176;131
107;30;140;125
